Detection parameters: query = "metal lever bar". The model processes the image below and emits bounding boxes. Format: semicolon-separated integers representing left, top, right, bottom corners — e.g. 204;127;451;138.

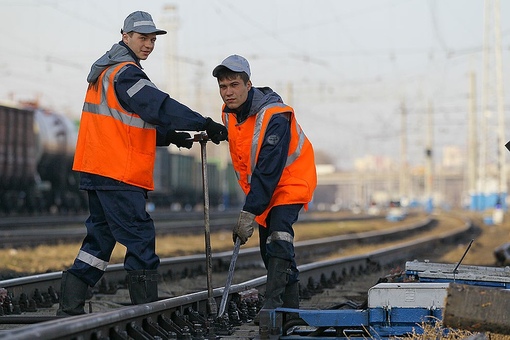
193;132;217;316
217;237;241;318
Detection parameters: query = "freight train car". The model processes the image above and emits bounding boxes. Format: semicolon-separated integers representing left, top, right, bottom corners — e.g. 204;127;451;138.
0;102;242;215
0;103;36;203
152;149;198;210
0;102;85;214
151;148;243;211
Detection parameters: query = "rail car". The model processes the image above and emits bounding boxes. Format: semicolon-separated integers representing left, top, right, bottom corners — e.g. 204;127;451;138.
150;148;242;211
0;102;84;214
0;102;242;215
260;260;509;339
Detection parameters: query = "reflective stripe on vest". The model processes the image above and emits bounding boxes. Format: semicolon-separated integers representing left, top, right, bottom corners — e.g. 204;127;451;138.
286;122;304;167
223;113;242;181
73;62;157;190
82;64;155;130
222;101;317;227
225;103;306;184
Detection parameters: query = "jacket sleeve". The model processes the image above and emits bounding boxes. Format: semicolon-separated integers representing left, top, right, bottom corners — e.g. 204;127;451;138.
156;126;170;146
243;114;290;216
115;64;207;131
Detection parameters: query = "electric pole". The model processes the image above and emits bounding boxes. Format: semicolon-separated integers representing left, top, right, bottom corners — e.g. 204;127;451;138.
479;0;506;217
467;71;478;210
399;100;408;203
424;100;434;213
161;5;180;100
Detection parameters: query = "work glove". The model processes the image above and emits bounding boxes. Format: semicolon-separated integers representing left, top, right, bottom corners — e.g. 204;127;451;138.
166;130;193;149
204;117;228;144
233;210;255;245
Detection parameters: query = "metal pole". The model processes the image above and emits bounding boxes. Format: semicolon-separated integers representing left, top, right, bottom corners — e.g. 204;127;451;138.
424;100;433;213
217;237;241;318
494;0;506;210
467;71;478;210
197;133;217;316
399;100;408;202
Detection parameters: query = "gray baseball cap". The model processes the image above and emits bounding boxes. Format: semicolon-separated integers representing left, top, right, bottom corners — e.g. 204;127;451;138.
122;11;167;35
212;55;251;78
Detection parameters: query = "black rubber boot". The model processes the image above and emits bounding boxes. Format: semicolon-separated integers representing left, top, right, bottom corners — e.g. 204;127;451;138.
56;271;89;316
282;281;299;309
282;281;300;322
127;269;159;304
254;258;292;325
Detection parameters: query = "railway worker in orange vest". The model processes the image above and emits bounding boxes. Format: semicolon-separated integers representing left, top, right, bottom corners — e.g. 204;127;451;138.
56;11;227;316
212;55;317;324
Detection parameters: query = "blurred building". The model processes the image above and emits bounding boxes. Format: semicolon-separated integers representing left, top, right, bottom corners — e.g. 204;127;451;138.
312;144;507;213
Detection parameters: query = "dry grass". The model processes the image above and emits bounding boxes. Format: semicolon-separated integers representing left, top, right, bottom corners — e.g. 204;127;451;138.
398;320;474;339
398;320;510;340
438;211;510;266
1;210;506;276
1;213;427;275
318;213;468;260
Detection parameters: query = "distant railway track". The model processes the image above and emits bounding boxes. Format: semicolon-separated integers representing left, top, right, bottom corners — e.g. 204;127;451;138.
0;214;473;339
0;210;380;248
0;210;237;248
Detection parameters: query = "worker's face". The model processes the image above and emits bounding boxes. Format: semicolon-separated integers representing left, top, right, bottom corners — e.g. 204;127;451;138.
122;32;157;60
218;75;252;110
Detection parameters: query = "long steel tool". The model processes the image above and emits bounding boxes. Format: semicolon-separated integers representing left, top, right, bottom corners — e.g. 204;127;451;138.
192;132;217;316
217;237;241;318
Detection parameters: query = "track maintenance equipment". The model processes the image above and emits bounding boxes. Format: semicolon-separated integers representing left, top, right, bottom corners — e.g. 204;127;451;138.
191;132;217;316
217;237;241;318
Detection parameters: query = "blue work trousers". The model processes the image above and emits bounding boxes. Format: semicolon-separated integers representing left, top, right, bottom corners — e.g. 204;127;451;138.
69;190;160;286
258;204;303;284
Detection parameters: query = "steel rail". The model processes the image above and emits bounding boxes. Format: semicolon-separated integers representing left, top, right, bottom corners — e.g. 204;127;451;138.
0;217;473;339
0;213;239;248
1;216;433;297
0;211;382;248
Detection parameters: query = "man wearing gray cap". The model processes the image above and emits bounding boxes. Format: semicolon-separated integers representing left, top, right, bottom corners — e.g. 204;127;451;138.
56;11;227;316
213;55;317;324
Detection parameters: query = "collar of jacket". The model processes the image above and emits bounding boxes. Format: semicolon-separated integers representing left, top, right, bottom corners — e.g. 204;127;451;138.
87;42;141;83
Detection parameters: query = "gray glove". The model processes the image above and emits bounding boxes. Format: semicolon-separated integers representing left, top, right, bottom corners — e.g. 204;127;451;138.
233;210;255;245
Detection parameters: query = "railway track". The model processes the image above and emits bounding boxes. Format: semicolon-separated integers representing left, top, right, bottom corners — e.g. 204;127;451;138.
0;213;473;339
0;210;378;248
0;211;238;248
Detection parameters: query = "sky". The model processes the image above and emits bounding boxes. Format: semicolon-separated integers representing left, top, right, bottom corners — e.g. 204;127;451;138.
1;0;510;170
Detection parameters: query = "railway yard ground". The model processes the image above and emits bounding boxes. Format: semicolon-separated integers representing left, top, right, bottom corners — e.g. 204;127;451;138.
0;209;505;278
1;209;510;339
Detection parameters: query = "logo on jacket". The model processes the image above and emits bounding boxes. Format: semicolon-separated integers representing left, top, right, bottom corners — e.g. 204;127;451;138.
266;134;280;145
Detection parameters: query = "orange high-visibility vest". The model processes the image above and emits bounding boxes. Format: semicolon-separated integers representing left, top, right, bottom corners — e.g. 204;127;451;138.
222;102;317;227
73;62;157;190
